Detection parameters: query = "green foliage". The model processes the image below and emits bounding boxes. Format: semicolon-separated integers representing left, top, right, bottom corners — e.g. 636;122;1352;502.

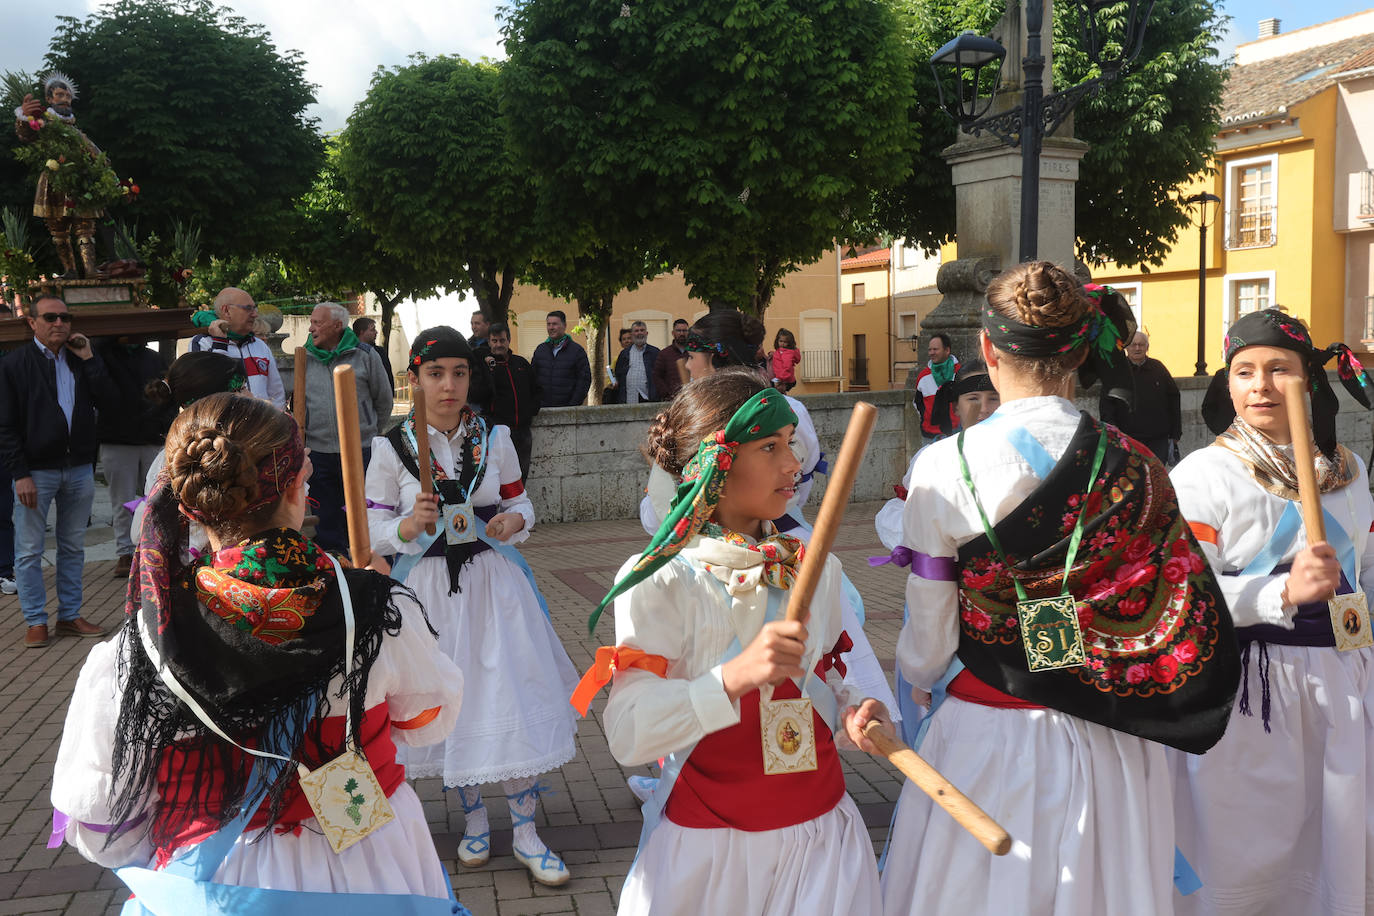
502;0;916;313
336;56;536;323
41;0;324;258
184;253;309;308
0;206;38;292
1056;0;1227;268
13;113;128;211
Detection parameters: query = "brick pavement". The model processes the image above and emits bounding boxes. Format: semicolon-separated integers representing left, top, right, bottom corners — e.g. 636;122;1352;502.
0;503;907;915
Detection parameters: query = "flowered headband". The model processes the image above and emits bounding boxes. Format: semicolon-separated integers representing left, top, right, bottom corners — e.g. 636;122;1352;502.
178;421;305;524
409;326;472;369
588;388;798;632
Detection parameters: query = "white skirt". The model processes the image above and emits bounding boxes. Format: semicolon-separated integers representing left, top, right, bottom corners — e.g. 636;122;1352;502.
881;696;1175;916
618;793;881;916
213;785;451;898
398;550;579;786
1172;643;1374;916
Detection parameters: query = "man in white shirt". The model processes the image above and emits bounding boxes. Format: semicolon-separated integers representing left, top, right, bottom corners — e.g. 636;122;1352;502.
612;321;660;404
189;287;285;407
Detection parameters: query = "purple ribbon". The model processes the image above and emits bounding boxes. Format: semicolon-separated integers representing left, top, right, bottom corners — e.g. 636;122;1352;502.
48;809;147;848
364;499;396;511
869;546;914;568
122;497;146;513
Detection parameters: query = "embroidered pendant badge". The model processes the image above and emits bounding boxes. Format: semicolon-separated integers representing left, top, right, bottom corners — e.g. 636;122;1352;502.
1017;595;1086;672
1329;591;1374;652
443;501;477;546
297;752;396;854
759;686;818;775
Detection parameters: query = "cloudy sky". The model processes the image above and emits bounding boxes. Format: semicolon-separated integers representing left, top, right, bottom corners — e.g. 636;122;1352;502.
4;1;1369;133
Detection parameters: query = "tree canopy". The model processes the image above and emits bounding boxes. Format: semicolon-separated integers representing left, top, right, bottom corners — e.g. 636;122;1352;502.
36;0;323;259
502;0;916;313
336;56;536;324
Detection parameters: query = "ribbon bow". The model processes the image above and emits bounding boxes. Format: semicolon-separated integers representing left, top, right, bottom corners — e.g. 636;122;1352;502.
818;631;854;679
569;645;669;716
868;545;913;569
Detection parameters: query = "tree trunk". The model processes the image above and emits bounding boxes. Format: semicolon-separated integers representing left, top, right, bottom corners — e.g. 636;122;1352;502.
577;291;615;405
469;260;511;324
378;291;399;352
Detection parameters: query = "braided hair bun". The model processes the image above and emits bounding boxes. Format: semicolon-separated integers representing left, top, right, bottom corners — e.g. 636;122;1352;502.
643;369;767;476
988;261;1091;329
167;427;260;521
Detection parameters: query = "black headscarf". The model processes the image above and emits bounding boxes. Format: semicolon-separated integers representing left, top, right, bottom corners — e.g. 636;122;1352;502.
981;282;1138;409
1201;309;1373;458
933;371;997;435
409;325;491;414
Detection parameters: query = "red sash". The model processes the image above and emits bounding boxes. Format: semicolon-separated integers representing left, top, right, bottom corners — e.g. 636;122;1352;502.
947;669;1046;710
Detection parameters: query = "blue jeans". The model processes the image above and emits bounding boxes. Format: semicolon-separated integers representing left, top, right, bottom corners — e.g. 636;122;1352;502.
309;449;369;554
14;465;95;626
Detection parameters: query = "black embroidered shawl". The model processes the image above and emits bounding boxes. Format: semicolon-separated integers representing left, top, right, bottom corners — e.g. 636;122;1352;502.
955;414;1240;754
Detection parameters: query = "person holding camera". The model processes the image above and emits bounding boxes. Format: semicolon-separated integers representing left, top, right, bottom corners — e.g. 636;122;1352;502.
0;297;119;647
480;322;541;480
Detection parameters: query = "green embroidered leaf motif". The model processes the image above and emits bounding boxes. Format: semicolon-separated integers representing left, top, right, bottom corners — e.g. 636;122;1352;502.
344;803;362;825
343;777;358;793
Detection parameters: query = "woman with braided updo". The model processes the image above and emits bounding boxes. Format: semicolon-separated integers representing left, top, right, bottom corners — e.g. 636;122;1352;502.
882;262;1240;914
51;393;470;914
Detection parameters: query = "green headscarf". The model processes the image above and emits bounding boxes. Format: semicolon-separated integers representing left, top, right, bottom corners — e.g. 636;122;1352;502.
588;388;798;633
304;326;360;364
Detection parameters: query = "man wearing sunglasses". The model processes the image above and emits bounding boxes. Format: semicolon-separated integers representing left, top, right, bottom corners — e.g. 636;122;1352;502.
0;298;118;647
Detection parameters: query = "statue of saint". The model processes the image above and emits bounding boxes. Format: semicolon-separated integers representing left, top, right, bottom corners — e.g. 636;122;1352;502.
14;72;106;279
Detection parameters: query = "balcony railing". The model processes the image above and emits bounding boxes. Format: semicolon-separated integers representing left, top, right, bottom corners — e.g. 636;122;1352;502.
1225;206;1277;249
848;357;870;388
799;348;841;381
1360;169;1374;221
1365;295;1374;343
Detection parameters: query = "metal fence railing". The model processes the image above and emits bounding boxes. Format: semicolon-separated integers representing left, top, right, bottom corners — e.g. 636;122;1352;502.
1225;206;1277;249
1361;169;1374;221
800;348;841;381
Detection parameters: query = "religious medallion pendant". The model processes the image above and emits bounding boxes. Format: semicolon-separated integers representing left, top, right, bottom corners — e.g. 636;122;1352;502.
1329;591;1374;652
297;751;396;854
443;500;477;546
759;686;818;775
1017;595;1086;672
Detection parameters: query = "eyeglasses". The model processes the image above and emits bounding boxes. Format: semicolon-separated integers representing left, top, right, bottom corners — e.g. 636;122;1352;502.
227;303;258;312
38;313;71;323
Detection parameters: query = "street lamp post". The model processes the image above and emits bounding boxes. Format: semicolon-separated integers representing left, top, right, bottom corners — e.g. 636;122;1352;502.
931;0;1158;263
1185;191;1222;375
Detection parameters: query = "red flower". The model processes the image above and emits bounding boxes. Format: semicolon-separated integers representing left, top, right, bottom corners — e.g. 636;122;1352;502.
962;609;993;631
1084;491;1103;516
1123;535;1154;563
1174;640;1198;663
1125;663;1152;685
1153;655;1179;682
1163;556;1192;585
1170;538;1192;558
963;569;998;589
1118;596;1147;618
1076;604;1094;629
673;518;689;538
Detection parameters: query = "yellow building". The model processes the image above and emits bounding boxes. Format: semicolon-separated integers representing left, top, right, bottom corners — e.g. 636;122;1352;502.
505;248;847;396
1093;11;1374;375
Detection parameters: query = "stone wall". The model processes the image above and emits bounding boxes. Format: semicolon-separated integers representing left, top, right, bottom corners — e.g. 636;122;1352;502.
525;371;1374;524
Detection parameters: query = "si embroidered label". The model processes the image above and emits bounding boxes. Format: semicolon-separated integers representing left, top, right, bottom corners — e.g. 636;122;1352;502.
759;686;818;775
1017;595;1086;672
1329;591;1374;652
296;752;395;854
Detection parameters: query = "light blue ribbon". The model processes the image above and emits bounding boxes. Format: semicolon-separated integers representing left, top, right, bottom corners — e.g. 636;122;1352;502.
390;522;550;621
979;410;1057;479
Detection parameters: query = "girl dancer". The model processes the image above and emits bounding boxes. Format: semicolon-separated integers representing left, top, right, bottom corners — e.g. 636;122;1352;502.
884;262;1239;915
576;369;889;915
366;327;579;886
51;393;467;913
1171;309;1374;915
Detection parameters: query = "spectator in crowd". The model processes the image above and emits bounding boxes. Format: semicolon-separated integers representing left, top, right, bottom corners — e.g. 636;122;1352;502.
769;328;802;392
188;287;285;407
95;338;175;578
603;327;632;401
531;310;591;408
470;310;491;349
0;297;116;647
1100;331;1181;463
299;302;393;552
913;332;959;444
652;318;690;399
353;316;393;384
612;321;660;404
482;322;541;480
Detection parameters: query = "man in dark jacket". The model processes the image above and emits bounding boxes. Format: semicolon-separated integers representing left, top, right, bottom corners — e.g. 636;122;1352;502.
0;297;118;647
612;321;660;404
531;310;591;408
1099;331;1181;463
653;318;690;400
96;338;174;577
481;322;541;479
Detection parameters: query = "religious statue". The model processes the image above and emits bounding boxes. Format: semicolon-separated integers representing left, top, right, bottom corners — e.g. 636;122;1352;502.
13;72;116;279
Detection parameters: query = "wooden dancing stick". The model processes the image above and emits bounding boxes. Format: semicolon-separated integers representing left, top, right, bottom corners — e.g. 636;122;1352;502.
779;402;1013;856
784;401;878;624
412;386;437;535
863;721;1012;856
1282;376;1327;545
332;364;371;568
292;347;307;431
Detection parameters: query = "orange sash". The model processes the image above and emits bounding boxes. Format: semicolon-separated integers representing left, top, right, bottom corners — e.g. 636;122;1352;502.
570;646;669;716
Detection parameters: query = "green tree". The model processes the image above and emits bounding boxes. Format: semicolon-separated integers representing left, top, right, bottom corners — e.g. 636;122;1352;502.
337;56;536;325
40;0;323;259
287;141;453;351
501;0;916;314
877;0;1227;268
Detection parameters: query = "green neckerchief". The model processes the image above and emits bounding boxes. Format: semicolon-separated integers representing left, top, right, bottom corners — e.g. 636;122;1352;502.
930;356;957;387
588;388;798;633
545;334;570;347
304;326;360;364
956;425;1108;601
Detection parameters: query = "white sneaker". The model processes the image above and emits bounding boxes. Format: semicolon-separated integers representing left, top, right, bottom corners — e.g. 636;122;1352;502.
512;842;570;887
0;577;15;595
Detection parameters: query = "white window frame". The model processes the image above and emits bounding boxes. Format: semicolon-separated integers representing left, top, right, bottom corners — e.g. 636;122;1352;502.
1224;153;1278;250
1108;281;1143;332
622;308;673;349
852;282;866;306
1223;270;1277;336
